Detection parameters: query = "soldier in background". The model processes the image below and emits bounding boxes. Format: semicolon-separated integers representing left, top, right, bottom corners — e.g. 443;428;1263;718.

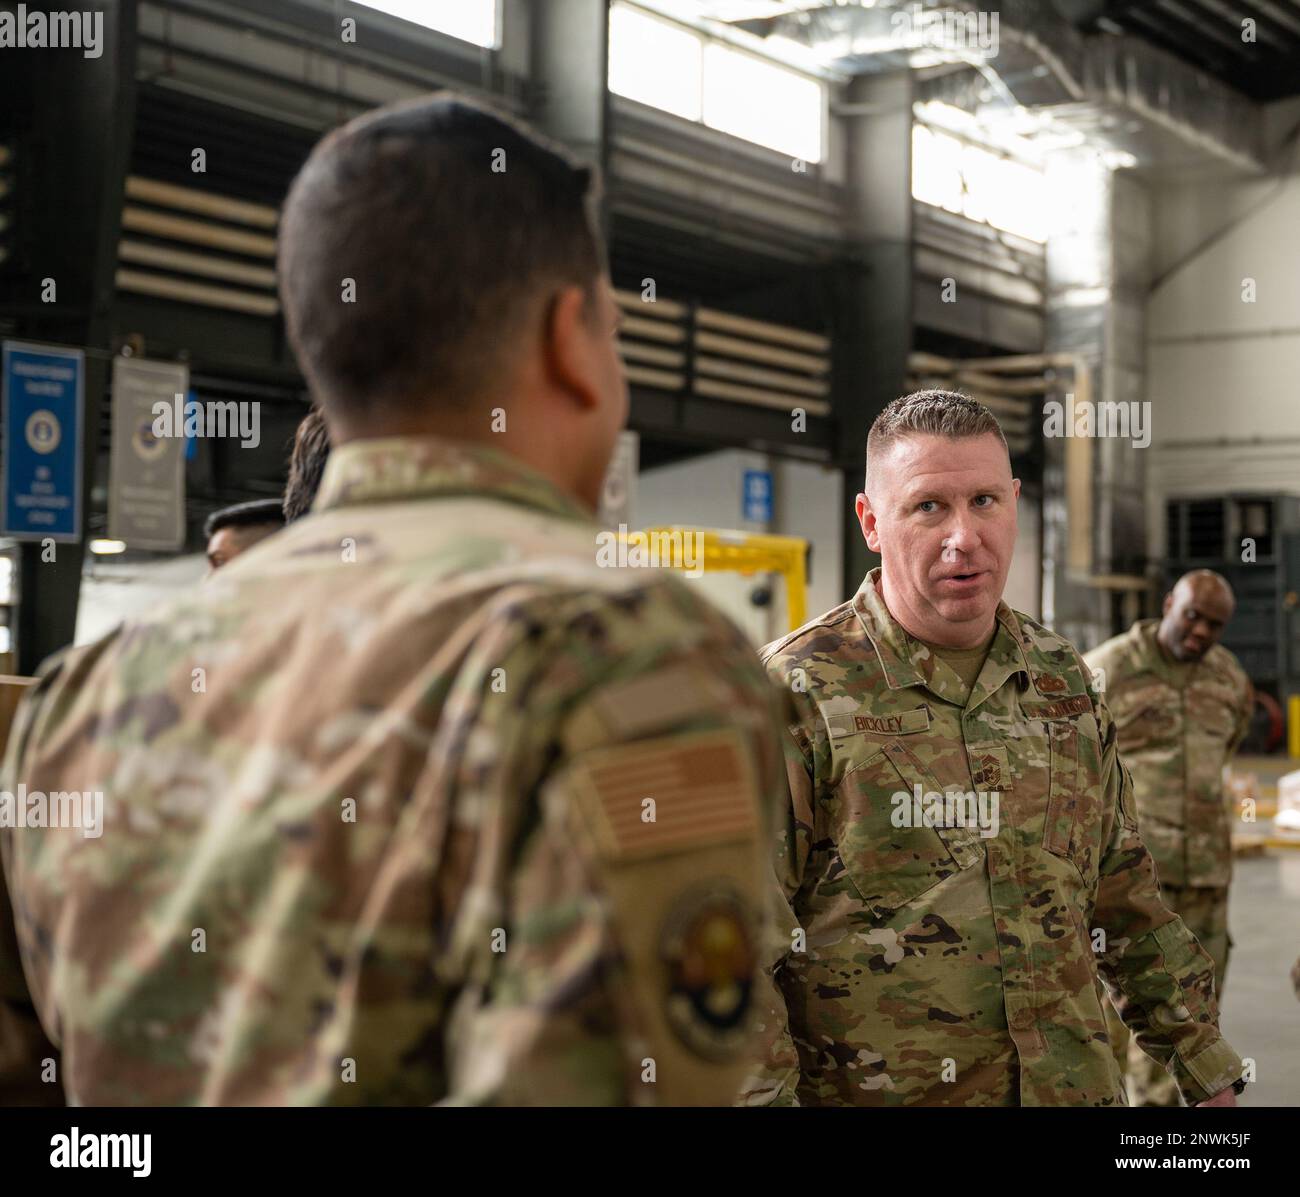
745;391;1243;1107
203;498;286;572
282;407;331;522
0;94;785;1106
1085;571;1253;1106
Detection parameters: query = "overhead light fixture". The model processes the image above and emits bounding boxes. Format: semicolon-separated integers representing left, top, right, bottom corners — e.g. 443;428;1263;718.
1100;149;1138;170
89;539;127;555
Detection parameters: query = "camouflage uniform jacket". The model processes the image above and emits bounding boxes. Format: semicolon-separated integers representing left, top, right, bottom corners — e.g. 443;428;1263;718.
751;570;1242;1106
0;436;786;1106
1084;621;1252;889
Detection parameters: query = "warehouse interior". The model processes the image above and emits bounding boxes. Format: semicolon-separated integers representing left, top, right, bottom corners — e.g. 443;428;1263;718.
1;0;1299;1110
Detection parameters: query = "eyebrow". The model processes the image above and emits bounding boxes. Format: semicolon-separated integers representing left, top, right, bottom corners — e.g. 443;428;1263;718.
899;479;1010;503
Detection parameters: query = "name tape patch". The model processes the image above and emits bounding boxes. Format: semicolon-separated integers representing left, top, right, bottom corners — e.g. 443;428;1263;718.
1022;694;1092;720
826;706;931;738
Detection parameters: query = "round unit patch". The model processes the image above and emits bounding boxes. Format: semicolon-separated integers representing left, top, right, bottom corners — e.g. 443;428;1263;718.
660;884;758;1061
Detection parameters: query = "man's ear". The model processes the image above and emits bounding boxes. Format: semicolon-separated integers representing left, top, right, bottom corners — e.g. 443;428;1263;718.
1012;477;1022;499
1162;592;1174;616
544;285;600;410
856;492;881;552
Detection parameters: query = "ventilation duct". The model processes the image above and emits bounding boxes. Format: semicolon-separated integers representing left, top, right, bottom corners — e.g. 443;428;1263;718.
707;0;1266;175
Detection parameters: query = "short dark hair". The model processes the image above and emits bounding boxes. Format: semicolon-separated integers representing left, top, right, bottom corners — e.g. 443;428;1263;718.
204;499;286;539
278;93;604;422
866;389;1009;480
283;408;331;522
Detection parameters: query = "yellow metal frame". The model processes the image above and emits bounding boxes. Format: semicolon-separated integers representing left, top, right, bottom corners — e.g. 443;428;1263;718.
629;526;809;632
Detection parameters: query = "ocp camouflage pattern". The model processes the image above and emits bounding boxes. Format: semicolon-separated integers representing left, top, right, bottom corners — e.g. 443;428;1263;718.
1084;620;1252;889
0;436;787;1107
743;571;1242;1107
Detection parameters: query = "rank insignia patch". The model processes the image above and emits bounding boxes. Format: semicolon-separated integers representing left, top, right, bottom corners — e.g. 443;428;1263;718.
968;745;1011;791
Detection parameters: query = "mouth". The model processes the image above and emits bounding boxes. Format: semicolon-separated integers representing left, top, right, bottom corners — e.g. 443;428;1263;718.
936;570;987;590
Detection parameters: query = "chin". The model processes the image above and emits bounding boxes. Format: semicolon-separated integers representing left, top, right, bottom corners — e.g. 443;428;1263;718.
934;596;994;622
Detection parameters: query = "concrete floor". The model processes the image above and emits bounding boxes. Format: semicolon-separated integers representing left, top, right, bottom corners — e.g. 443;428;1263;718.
1219;850;1300;1106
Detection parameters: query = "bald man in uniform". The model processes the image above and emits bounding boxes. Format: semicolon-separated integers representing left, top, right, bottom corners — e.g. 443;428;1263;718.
1085;571;1253;1105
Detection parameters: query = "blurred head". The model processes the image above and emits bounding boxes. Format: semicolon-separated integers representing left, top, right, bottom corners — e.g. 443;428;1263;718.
856;391;1019;648
283;408;331;522
1159;570;1235;662
277;93;627;511
203;500;285;573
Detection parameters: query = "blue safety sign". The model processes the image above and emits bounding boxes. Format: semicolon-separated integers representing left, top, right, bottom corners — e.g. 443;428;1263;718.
2;341;84;541
743;468;773;524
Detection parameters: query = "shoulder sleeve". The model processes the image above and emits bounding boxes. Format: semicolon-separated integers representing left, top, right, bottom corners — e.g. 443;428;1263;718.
1081;637;1123;699
440;581;787;1107
0;852;64;1105
736;651;820;1106
1228;670;1254;756
0;660;68;1105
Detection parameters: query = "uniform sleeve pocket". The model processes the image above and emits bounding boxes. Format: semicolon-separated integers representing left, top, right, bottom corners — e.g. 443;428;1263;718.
1043;719;1103;886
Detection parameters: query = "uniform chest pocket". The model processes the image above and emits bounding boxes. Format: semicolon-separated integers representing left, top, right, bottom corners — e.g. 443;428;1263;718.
827;740;983;920
1189;683;1240;741
1042;718;1105;888
1111;683;1178;752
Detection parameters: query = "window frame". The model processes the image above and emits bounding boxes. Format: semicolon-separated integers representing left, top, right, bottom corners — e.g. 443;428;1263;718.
911;118;1048;244
349;0;502;51
609;0;827;165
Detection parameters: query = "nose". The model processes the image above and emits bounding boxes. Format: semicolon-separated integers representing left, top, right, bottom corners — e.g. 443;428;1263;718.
941;516;982;561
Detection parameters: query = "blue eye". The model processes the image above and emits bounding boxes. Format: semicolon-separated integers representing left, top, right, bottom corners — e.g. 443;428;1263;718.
974;495;993;508
918;501;937;513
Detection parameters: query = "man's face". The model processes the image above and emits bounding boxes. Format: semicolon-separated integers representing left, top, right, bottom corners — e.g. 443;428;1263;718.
206;523;279;573
564;280;629;514
1159;580;1234;661
856;432;1020;647
578;277;630;510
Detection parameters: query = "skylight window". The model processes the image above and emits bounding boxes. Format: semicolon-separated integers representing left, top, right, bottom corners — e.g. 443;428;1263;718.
354;0;498;49
912;123;1047;243
610;2;824;162
609;2;703;121
703;43;823;163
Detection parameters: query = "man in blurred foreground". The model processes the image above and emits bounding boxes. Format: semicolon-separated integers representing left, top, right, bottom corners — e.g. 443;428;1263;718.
1086;571;1253;1105
282;408;331;522
0;95;783;1106
746;390;1243;1107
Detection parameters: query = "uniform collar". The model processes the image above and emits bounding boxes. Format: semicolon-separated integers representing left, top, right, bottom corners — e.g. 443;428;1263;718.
1134;618;1199;685
313;436;593;523
852;567;1035;709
